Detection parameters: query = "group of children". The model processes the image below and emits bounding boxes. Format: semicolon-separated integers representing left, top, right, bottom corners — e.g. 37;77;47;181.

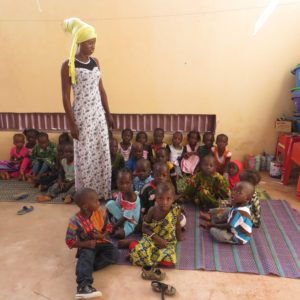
64;127;261;299
0;129;75;203
0;127;262;299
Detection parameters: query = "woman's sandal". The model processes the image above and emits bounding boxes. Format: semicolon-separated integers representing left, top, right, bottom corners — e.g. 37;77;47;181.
141;266;166;281
151;281;176;299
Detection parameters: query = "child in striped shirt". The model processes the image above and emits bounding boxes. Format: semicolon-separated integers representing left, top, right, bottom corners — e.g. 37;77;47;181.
65;188;118;299
202;182;254;245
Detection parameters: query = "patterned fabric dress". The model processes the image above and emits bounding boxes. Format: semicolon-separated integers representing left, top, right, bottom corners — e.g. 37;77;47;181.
72;58;111;198
130;204;179;267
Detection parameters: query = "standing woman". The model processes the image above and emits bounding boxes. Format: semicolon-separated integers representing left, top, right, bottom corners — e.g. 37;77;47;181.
61;18;113;199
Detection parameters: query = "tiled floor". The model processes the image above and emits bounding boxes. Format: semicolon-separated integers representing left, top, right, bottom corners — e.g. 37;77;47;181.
0;173;299;300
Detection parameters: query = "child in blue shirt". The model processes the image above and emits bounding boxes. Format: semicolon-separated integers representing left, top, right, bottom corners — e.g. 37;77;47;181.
133;158;153;193
201;181;254;245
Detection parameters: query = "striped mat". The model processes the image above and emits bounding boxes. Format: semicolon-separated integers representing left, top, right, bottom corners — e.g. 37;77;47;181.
0;180;67;204
117;200;300;278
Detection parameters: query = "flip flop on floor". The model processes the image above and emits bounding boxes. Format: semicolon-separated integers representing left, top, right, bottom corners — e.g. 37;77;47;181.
17;206;34;215
13;192;29;200
151;281;176;296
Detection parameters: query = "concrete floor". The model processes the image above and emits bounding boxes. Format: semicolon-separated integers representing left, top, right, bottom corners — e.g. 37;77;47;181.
1;173;300;300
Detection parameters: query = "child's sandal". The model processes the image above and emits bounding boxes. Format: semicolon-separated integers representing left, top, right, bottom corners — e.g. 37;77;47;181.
141;266;166;281
151;281;176;296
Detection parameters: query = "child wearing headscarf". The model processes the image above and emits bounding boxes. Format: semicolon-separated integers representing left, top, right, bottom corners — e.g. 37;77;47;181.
227;160;243;190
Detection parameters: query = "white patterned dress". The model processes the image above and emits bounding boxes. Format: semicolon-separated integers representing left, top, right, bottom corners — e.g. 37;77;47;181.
72;57;111;198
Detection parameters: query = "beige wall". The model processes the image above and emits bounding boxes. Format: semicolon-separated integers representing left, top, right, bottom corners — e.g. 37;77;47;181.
0;0;298;160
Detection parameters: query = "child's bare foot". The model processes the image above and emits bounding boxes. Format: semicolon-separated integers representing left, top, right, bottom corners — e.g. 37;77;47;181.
199;219;211;230
199;211;211;221
36;195;52;202
19;173;26;181
27;175;35;184
3;172;10;180
63;195;73;204
117;239;137;249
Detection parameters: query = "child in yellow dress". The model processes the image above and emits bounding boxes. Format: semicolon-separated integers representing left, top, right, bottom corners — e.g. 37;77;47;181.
130;182;182;278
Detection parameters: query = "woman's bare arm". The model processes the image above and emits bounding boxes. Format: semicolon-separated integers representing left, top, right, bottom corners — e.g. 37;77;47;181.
61;61;79;139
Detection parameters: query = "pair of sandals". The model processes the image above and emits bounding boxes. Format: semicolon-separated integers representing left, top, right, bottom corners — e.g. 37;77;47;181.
141;267;176;299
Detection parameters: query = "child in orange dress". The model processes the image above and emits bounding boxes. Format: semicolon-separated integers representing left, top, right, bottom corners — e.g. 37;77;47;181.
211;134;232;175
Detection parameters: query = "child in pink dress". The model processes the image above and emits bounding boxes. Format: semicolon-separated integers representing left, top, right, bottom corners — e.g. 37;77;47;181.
0;134;30;180
118;128;133;162
180;130;200;175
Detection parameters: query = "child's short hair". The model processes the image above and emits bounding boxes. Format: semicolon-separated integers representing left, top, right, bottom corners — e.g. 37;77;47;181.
187;130;201;141
74;188;97;207
121;128;133;137
236;181;255;200
136;131;148;141
203;132;214;140
23;128;39;137
156;147;170;160
154;128;164;135
216;134;228;142
200;153;216;164
58;132;73;145
156;182;175;197
240;170;261;186
136;158;151;170
153;161;168;173
13;133;25;141
117;168;133;180
37;132;49;140
173;131;183;139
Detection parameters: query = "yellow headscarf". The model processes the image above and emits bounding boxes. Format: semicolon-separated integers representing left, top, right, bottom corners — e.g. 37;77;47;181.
63;17;97;85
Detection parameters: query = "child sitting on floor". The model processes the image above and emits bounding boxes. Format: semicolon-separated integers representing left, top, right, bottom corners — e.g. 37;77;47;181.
227;160;243;190
211;134;232;175
167;131;184;176
133;158;153;193
180;130;200;176
199;132;214;159
183;154;229;209
58;131;73;144
240;170;261;228
30;132;57;185
110;138;125;190
0;133;30;180
118;128;133;162
156;148;178;194
105;169;141;239
129;182;182;275
140;162;170;217
148;128;167;165
65;188;118;299
36;142;75;203
23;128;39;156
125;142;144;172
202;182;254;245
136;131;149;159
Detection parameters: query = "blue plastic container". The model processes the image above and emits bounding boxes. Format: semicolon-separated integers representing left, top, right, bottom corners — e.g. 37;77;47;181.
291;64;300;87
291;88;300;113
